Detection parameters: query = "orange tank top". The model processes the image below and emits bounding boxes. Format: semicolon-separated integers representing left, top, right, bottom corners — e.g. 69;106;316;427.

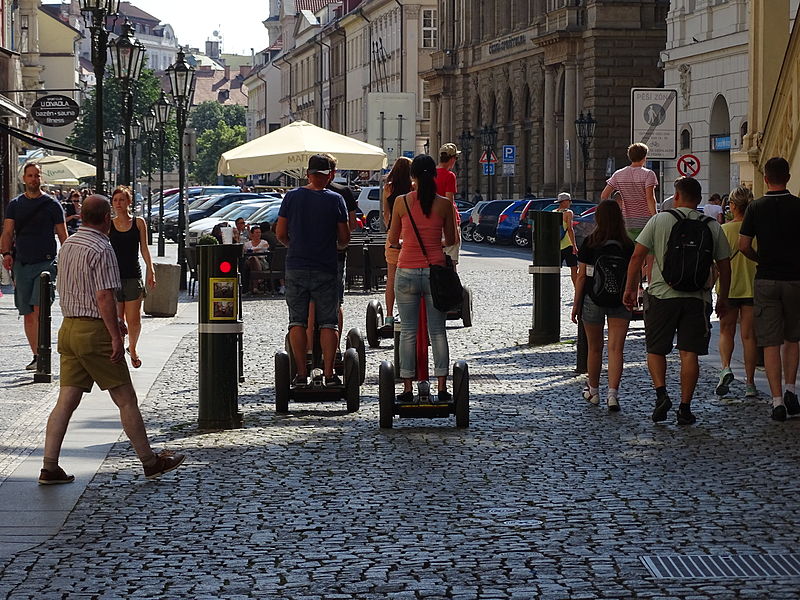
397;192;446;268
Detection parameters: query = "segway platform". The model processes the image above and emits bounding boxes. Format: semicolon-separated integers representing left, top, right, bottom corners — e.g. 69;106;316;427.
378;360;469;428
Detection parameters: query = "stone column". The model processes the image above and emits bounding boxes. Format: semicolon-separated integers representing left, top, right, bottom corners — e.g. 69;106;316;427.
543;66;556;194
441;94;452;146
563;62;577;194
430;95;441;154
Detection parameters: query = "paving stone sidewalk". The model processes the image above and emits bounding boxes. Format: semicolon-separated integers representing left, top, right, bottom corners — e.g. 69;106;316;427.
0;253;798;599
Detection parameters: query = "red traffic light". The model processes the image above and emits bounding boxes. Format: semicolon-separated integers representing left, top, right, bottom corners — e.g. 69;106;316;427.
219;260;232;274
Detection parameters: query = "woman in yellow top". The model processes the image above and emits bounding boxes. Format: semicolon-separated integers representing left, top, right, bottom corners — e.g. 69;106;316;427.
716;185;758;398
555;192;578;287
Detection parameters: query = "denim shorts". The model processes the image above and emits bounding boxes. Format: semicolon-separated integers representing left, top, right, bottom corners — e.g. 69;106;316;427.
581;294;632;325
12;260;56;315
285;269;339;330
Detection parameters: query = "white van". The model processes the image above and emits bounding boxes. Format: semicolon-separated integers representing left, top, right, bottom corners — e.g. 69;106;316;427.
356;186;383;232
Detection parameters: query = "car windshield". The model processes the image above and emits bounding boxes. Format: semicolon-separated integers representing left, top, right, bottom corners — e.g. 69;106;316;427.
196;195;228;210
217;203;268;221
246;200;282;223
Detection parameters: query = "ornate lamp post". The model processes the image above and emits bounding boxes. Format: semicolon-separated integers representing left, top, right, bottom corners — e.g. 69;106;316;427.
166;47;196;290
575;111;597;200
103;130;115;191
155;90;172;257
79;0;121;194
143;108;156;244
458;129;474;200
109;19;146;192
129;117;141;206
423;138;429;155
480;125;497;200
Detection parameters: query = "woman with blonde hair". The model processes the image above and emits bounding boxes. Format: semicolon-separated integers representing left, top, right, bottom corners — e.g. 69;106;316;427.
382;156;413;324
715;185;758;398
110;186;155;368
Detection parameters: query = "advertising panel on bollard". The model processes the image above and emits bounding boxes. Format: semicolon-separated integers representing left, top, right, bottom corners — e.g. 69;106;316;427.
198;243;244;429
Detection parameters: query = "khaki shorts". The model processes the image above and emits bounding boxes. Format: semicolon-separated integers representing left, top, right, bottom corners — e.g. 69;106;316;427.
753;279;800;347
58;317;131;392
116;278;146;303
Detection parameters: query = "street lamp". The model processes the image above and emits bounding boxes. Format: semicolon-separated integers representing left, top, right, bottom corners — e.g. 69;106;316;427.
129;117;141;208
155;90;172;257
575;111;596;199
458;129;474;200
109;19;146;191
423;138;430;155
480;125;497;200
143;108;157;244
79;0;121;194
166;47;196;291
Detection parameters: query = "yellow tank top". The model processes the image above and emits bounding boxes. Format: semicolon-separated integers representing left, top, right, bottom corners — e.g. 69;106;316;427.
717;220;756;299
557;209;572;250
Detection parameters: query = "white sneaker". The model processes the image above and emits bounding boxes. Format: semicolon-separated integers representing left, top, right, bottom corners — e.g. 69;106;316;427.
582;386;600;405
607;396;620;412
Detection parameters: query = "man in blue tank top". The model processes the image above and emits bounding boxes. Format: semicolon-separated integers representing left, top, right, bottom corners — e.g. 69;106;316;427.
276;154;350;387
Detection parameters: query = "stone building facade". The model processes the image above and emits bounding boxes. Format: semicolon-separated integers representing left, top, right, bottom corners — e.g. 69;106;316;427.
424;0;669;200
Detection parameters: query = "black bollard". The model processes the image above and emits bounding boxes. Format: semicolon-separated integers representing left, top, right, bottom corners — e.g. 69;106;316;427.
529;211;562;345
198;243;244;429
34;272;52;383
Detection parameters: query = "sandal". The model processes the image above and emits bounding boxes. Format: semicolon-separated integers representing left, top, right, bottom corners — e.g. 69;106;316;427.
126;347;142;369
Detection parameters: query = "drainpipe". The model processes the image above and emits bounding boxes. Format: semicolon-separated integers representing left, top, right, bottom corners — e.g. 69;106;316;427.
315;36;331;127
393;0;404;92
334;24;347;133
358;8;372;93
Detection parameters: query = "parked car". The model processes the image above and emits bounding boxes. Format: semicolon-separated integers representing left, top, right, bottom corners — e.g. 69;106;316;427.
461;200;492;242
355;186;383;232
473;200;514;243
494;200;531;245
186;199;275;246
163;193;269;241
514;198;596;247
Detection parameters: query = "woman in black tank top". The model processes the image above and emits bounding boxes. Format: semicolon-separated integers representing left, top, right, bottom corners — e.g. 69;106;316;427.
110;186;156;368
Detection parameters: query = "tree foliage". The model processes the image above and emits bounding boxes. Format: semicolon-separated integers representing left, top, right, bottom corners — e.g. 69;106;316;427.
67;67;179;176
189;102;246;136
191;121;247;184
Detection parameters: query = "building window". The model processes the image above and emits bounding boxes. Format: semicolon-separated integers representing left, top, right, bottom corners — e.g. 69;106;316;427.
680;128;691;150
422;9;438;49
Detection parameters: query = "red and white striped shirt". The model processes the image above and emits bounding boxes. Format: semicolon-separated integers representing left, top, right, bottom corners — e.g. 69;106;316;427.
56;226;121;318
606;165;658;229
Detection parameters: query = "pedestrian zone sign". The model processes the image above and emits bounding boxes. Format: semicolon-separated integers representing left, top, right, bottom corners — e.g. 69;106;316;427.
483;163;496;175
630;88;678;160
479;150;498;164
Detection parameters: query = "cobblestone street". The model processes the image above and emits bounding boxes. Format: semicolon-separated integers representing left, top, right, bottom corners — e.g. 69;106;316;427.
0;243;798;599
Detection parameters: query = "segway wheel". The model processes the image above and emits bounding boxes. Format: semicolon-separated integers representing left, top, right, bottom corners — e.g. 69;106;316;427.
453;360;469;428
379;360;395;429
461;286;473;328
344;348;360;413
366;300;383;348
346;327;367;385
275;350;291;414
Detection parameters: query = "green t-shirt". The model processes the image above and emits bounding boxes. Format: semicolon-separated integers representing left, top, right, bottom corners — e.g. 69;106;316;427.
636;207;730;301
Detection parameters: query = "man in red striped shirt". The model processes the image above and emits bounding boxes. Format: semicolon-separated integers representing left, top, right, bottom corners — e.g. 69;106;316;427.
38;194;184;485
601;142;658;240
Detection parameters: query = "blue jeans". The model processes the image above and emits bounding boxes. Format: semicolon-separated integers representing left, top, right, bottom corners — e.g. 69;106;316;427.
285;269;338;330
395;267;449;378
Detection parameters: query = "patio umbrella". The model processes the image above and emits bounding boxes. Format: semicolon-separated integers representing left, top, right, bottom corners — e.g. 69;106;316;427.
21;155;96;183
218;120;387;178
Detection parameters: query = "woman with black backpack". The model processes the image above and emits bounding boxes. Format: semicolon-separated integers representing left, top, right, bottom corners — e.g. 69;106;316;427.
571;200;635;411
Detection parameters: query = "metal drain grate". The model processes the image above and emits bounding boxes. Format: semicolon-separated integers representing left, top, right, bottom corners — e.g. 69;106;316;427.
641;554;800;579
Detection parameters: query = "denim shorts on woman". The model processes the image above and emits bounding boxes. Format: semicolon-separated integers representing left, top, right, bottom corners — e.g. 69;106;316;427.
581;294;632;325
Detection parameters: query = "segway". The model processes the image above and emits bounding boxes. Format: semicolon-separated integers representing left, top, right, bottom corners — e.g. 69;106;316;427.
445;285;473;327
378;301;469;428
275;326;362;414
365;299;398;348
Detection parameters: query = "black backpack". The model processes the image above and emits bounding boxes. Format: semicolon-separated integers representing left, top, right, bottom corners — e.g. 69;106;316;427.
661;209;715;292
588;241;629;307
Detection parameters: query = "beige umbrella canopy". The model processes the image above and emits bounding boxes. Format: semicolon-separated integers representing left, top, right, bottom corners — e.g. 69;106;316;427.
21;155;96;183
218;120;387;178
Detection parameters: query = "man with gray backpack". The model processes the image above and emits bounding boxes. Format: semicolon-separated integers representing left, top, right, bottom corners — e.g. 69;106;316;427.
623;176;731;425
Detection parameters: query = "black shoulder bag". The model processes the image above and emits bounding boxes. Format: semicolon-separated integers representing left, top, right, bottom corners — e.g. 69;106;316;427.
402;195;463;312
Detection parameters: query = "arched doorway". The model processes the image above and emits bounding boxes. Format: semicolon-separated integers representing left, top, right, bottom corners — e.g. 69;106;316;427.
709;95;731;198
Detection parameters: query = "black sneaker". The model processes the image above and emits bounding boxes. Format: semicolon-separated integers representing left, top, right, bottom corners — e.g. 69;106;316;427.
676;406;697;425
292;374;309;388
396;390;414;404
324;374;342;387
652;391;672;422
784;391;800;416
26;355;38;371
772;404;788;422
437;390;452;404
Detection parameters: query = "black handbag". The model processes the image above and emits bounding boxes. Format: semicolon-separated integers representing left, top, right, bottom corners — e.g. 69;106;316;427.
403;196;463;312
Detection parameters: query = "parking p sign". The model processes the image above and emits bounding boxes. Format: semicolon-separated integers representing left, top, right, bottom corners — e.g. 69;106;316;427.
502;145;516;164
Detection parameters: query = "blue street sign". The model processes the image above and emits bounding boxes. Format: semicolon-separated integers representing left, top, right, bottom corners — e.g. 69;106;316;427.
483;163;495;176
502;145;516;164
402;150;414;158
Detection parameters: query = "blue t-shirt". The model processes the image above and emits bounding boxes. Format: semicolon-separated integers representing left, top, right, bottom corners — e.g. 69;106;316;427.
279;187;347;274
6;193;65;265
